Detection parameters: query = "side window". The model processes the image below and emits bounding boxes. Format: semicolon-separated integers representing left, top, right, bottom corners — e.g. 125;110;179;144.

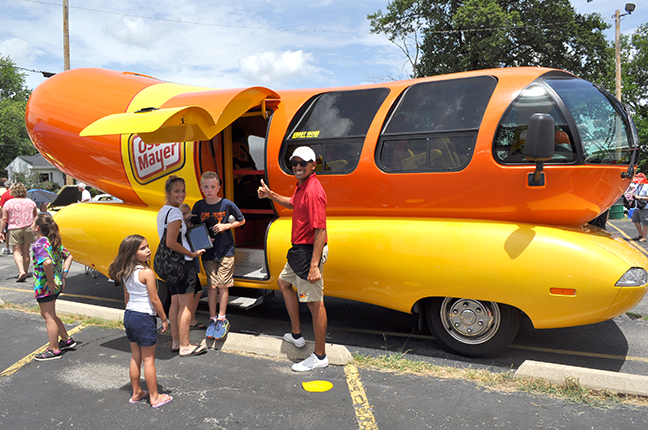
378;76;496;172
281;88;389;174
494;84;576;164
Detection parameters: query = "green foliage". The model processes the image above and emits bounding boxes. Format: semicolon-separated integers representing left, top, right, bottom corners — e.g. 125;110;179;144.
369;0;612;81
0;55;35;177
12;171;60;193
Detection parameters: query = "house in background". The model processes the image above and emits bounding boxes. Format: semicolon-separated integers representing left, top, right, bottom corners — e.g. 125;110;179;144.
5;154;65;187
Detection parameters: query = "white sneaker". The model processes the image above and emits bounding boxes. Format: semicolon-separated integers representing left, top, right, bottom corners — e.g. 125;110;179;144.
283;333;306;348
292;353;328;372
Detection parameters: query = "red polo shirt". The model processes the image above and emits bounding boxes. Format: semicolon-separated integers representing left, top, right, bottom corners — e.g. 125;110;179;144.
0;191;13;208
289;173;327;245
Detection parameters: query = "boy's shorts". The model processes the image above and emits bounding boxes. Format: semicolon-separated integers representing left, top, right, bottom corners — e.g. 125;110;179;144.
124;309;158;347
8;226;34;246
279;245;328;303
204;256;235;287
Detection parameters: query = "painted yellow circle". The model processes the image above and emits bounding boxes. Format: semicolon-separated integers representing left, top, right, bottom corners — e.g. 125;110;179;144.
302;380;333;392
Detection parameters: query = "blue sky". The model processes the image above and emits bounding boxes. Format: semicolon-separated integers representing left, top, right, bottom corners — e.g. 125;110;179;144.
1;0;647;92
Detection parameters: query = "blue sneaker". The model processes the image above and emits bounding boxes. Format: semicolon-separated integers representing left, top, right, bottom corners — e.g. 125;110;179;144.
213;318;230;340
205;320;217;339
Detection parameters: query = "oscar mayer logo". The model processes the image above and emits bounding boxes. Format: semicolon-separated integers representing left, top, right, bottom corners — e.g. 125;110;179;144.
128;135;186;184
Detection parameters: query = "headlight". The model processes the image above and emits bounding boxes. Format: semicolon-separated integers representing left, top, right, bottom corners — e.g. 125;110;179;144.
615;267;648;287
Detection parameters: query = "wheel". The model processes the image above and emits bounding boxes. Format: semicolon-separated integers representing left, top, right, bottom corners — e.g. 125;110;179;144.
426;297;520;358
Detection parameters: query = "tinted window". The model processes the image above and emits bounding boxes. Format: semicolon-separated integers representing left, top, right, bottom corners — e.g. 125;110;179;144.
384;76;497;134
282;88;389;175
381;134;476;171
289;89;389;139
545;77;631;165
378;76;495;173
494;84;576;164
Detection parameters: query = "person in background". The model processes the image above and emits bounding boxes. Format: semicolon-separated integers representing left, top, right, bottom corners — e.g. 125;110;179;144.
31;213;76;361
0;183;38;282
632;182;648;242
0;180;13;255
78;183;91;202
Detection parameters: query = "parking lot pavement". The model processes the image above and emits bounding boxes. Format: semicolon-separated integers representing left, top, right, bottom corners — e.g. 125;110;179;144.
2;230;648;428
2;309;648;429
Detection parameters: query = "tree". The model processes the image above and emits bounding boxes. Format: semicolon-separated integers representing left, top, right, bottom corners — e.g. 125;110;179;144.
368;0;612;82
0;54;36;178
617;24;648;173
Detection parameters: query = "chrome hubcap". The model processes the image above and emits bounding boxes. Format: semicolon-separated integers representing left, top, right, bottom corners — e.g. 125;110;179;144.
440;298;500;344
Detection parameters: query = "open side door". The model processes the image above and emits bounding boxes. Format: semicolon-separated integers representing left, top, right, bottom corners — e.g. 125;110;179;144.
80;86;280;144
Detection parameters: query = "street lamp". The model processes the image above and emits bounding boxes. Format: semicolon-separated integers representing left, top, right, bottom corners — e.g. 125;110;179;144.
614;3;636;102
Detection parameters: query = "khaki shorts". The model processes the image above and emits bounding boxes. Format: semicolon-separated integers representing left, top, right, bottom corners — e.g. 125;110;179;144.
8;226;34;247
279;245;328;303
203;256;235;288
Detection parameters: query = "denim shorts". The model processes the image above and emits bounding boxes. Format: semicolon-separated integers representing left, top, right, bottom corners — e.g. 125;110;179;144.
124;309;158;347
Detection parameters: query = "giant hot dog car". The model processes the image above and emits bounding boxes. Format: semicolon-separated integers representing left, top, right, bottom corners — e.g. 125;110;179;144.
25;67;647;357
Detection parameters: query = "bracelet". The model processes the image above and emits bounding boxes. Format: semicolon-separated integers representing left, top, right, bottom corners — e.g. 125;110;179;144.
64;269;69;273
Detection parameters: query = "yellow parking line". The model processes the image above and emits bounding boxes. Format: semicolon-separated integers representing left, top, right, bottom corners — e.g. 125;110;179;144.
0;324;86;377
345;364;378;430
608;222;648;257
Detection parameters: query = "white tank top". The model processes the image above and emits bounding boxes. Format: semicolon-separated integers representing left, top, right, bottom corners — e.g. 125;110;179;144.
125;266;155;315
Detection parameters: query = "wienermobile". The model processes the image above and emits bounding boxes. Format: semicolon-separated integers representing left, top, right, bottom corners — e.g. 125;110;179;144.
25;67;647;357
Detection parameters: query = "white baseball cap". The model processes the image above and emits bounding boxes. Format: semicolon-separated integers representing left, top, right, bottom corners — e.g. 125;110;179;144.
289;146;316;163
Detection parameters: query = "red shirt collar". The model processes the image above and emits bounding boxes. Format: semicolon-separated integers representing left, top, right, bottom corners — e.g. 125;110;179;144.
296;172;317;189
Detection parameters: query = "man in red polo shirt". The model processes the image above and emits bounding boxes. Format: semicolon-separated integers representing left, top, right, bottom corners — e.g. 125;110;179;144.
257;146;329;371
0;180;14;255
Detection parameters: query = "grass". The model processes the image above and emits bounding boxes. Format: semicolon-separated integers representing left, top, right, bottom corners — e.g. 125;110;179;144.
353;352;648;409
626;311;648;322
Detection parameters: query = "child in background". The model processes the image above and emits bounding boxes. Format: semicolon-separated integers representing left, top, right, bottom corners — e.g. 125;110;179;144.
179;203;206;330
31;213;75;361
192;171;245;340
179;203;193;227
108;235;173;408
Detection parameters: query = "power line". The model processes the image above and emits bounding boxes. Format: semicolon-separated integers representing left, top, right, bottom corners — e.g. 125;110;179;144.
21;0;368;34
10;65;55;78
21;0;581;36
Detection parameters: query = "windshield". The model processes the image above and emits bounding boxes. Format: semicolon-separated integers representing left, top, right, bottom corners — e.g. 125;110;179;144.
544;77;633;165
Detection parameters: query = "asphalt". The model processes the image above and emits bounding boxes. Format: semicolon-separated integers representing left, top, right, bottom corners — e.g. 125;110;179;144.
1;216;648;429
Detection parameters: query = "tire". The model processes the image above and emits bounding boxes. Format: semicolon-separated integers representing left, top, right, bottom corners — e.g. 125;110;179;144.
426;297;520;358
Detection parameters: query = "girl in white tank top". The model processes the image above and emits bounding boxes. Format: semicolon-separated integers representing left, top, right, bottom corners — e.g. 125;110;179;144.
108;235;172;408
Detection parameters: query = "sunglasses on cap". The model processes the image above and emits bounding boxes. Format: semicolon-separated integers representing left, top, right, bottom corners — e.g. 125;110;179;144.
290;160;310;167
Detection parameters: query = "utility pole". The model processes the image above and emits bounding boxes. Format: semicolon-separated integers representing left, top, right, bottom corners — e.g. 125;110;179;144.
63;0;74;186
63;0;70;71
614;3;637;102
615;9;621;102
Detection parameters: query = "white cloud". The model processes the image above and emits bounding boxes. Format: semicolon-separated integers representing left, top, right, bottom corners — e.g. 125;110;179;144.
239;50;327;86
103;17;159;49
0;38;36;65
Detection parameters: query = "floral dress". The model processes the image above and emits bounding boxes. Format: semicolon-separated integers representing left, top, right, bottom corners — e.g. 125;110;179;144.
31;236;70;299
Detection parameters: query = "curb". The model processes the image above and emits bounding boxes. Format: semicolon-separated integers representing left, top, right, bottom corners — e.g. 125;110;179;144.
514;360;648;397
56;300;354;366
